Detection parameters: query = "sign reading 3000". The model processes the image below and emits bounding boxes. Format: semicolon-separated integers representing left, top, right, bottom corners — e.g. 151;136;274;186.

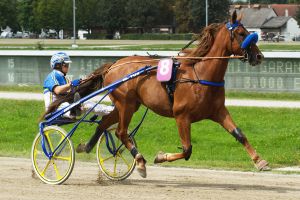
225;59;300;92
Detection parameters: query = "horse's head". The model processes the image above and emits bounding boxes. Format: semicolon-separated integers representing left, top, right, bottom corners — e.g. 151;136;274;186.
226;10;263;66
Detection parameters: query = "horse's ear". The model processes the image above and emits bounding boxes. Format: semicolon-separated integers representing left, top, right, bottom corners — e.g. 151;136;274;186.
231;10;237;24
237;12;244;22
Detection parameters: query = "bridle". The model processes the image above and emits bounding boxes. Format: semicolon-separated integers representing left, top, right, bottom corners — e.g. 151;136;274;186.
226;21;249;62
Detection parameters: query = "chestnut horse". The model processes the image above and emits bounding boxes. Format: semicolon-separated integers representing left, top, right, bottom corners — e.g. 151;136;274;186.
45;11;270;178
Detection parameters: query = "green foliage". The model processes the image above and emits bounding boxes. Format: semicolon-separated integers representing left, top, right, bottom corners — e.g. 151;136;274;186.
0;0;18;30
157;0;175;26
175;0;192;33
189;0;231;32
296;6;300;25
8;0;230;34
35;0;67;32
77;0;101;33
3;0;300;35
17;0;37;32
125;0;160;33
99;0;127;34
35;41;44;50
250;0;288;3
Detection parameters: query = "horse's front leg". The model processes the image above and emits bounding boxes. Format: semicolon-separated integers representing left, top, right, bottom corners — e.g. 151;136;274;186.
212;106;270;171
154;117;192;163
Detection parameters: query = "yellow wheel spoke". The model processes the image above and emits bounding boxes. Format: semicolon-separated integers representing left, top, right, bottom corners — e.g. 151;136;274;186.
45;133;54;152
113;155;118;175
53;155;71;161
59;135;65;144
32;127;75;185
52;161;63;180
118;151;131;169
41;159;51;176
100;155;114;164
34;148;41;158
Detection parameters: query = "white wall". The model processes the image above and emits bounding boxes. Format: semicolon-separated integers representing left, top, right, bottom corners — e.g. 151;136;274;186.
282;18;300;41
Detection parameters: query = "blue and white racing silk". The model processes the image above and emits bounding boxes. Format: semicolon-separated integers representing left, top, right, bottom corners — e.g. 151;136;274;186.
43;70;70;111
43;69;114;118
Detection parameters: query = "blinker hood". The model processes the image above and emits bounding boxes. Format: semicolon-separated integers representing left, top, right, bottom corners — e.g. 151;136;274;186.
241;33;258;49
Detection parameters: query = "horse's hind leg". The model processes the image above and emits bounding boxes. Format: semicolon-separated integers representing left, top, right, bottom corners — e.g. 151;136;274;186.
76;108;119;153
116;102;147;178
154;116;192;163
212;106;270;171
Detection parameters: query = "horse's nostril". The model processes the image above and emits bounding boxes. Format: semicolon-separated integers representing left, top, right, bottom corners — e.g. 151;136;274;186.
256;54;263;60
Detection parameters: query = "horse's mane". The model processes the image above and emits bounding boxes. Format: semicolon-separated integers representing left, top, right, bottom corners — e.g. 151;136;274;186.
181;23;223;64
40;62;113;120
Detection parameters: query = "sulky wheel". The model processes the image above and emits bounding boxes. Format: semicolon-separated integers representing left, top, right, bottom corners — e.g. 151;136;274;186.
96;129;136;181
31;126;75;185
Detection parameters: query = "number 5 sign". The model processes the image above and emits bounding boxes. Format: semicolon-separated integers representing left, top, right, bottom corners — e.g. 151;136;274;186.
157;59;173;82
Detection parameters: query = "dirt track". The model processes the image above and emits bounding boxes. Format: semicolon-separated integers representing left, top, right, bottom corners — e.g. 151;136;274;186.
1;157;300;200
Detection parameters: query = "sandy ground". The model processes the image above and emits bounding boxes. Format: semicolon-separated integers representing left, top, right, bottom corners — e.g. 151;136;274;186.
1;157;300;200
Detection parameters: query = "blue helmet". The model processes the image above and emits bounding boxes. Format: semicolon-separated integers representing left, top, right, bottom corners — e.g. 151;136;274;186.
50;52;72;69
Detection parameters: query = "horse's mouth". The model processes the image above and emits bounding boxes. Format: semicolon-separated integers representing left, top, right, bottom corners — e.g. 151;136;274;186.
243;53;263;66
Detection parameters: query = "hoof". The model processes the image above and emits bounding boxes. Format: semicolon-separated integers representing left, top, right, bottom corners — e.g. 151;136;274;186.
135;153;147;178
136;166;147;178
154;151;167;164
256;160;271;171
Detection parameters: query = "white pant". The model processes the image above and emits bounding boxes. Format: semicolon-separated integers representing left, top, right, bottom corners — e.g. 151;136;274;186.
82;101;114;117
58;101;114;118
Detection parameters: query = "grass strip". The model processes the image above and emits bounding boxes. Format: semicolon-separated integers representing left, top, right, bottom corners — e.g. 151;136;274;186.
0;99;299;171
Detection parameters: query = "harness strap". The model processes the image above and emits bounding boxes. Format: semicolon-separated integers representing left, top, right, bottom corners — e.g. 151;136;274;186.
180;37;198;53
165;62;180;106
199;80;225;87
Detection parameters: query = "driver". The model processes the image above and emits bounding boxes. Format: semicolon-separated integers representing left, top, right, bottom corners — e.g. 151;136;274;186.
43;52;114;119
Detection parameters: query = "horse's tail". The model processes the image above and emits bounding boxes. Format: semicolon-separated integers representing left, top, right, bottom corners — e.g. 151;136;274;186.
39;62;114;121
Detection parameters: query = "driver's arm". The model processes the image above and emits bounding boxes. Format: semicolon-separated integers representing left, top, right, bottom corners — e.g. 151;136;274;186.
53;82;72;95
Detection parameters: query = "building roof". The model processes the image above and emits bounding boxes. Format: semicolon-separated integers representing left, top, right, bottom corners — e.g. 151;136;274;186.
233;8;277;28
271;4;299;17
261;16;291;28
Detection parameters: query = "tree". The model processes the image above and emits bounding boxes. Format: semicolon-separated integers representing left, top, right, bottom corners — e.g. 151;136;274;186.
0;0;18;31
157;0;175;26
77;0;101;34
250;0;288;3
125;0;160;33
296;6;300;23
60;0;73;32
34;0;74;34
174;0;192;33
17;0;38;32
189;0;230;32
99;0;127;35
289;0;300;3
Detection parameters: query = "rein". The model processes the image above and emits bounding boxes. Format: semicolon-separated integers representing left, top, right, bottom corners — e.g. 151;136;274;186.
106;55;244;73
